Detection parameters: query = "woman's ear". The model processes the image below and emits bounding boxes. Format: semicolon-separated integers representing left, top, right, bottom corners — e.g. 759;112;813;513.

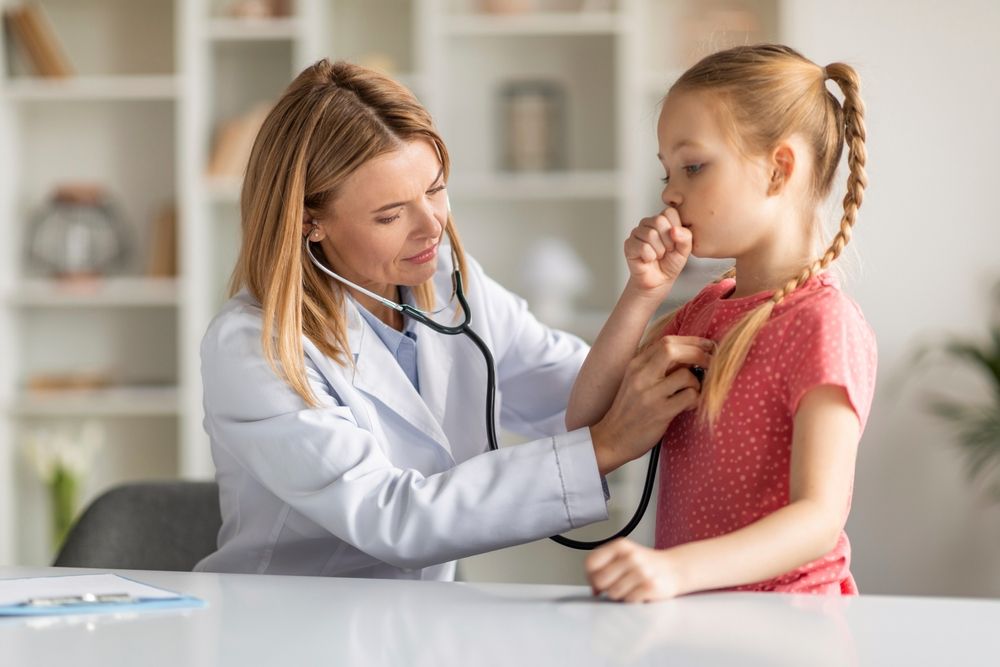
767;143;796;195
302;210;312;238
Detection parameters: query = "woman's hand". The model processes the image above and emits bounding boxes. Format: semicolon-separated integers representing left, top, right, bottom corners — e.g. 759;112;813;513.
586;539;684;603
589;335;713;475
624;208;692;295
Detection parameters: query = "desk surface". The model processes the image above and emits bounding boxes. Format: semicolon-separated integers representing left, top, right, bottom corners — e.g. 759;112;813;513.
2;566;999;666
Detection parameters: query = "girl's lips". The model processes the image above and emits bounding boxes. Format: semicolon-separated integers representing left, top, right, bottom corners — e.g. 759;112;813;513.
405;243;438;264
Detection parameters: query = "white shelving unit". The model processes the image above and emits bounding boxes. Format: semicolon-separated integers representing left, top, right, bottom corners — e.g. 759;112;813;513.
0;0;781;581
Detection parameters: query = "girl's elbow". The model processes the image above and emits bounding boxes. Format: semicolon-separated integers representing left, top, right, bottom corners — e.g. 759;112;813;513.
795;499;844;555
814;508;844;554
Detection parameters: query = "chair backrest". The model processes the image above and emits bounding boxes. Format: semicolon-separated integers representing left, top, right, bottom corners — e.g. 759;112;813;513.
53;481;221;571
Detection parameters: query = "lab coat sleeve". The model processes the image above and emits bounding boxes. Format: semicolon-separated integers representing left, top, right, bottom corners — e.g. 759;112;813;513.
473;263;590;439
201;306;609;571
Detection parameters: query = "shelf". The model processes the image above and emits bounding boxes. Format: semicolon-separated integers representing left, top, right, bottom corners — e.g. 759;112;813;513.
451;171;621;200
2;76;180;101
8;386;180;418
206;17;301;41
444;12;625;36
8;277;180;308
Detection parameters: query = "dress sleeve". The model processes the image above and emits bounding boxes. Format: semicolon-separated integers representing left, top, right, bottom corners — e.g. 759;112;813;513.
782;291;878;428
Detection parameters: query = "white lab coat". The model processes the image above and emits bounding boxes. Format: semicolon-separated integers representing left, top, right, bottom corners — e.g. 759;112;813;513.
195;252;608;580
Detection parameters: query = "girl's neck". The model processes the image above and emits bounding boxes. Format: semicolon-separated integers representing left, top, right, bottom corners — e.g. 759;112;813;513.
728;214;818;299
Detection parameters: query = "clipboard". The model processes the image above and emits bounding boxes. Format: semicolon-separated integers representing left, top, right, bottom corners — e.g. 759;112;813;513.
0;573;206;616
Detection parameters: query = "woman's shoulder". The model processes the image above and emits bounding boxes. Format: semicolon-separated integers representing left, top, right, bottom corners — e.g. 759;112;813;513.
202;290;266;356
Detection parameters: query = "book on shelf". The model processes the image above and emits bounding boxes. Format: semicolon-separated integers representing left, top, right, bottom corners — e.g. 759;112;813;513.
146;204;177;278
206;102;272;181
2;3;74;78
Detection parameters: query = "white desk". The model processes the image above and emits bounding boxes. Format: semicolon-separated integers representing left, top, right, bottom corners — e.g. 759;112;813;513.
2;566;998;666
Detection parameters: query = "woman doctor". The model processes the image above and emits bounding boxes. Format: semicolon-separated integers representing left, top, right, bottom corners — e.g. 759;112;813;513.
195;60;705;580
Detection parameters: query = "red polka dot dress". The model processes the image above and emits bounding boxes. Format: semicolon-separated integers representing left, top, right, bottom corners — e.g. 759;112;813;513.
656;272;877;594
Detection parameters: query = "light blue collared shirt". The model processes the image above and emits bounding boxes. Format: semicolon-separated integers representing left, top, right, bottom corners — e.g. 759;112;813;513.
354;292;420;392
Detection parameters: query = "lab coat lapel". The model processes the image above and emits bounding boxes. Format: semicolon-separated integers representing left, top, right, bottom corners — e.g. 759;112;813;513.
346;301;453;458
416;287;495;463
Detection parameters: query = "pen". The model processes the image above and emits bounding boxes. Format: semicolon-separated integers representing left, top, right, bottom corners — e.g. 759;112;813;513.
22;593;136;607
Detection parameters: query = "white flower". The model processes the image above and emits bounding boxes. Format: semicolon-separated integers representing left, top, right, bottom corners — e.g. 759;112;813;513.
21;421;104;482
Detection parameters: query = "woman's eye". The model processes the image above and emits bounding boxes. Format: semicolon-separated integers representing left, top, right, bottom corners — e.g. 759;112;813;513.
428;184;447;195
376;213;401;225
684;164;703;176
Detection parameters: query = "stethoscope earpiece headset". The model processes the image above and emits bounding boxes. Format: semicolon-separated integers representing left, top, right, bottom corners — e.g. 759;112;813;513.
304;209;661;550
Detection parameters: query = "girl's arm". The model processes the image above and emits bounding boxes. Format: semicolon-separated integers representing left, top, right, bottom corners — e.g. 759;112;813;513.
566;208;706;431
586;384;861;601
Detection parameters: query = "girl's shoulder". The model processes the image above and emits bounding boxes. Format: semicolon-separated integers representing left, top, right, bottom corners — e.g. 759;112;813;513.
774;273;876;353
780;273;869;324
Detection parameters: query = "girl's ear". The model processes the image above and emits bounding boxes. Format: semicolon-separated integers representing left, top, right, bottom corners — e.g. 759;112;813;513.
767;142;796;195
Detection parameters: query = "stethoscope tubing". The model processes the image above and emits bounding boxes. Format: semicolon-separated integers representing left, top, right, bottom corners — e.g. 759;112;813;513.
306;239;659;550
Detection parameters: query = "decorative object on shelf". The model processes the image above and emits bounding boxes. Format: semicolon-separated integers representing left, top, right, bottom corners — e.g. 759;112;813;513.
146;203;178;278
224;0;293;19
917;281;1000;501
21;421;105;551
499;80;566;172
1;3;73;78
480;0;536;14
520;236;590;328
207;102;273;183
25;372;113;393
26;184;130;280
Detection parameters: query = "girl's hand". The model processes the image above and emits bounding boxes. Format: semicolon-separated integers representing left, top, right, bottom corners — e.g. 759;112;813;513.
586;538;683;603
623;208;692;294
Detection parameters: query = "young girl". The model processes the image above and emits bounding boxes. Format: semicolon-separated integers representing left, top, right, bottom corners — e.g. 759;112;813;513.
567;44;876;601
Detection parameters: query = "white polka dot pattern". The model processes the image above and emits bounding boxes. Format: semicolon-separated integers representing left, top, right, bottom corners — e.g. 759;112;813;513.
655;272;878;594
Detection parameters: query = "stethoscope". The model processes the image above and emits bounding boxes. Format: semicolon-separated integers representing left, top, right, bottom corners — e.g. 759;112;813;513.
304;233;661;550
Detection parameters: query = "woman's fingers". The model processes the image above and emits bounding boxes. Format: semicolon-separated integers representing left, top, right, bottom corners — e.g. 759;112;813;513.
636;335;715;380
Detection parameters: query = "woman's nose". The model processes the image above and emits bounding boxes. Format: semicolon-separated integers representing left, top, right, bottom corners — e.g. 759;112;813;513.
418;200;444;237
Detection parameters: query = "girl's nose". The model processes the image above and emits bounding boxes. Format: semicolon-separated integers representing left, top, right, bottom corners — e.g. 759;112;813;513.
661;186;683;208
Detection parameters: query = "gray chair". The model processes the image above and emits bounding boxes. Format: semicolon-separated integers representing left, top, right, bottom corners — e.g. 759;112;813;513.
53;481;222;571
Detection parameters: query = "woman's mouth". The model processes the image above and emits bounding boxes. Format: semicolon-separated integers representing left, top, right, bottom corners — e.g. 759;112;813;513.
405;243;439;264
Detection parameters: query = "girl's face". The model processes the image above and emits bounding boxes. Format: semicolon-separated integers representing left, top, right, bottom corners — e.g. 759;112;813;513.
656;91;777;259
310;139;448;300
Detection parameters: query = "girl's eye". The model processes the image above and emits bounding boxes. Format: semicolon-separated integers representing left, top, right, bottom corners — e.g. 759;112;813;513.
684;163;703;176
376;213;401;225
428;184;447;195
660;175;669;185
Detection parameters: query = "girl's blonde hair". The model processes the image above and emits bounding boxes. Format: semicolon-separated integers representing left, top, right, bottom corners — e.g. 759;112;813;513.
229;59;468;407
646;44;867;425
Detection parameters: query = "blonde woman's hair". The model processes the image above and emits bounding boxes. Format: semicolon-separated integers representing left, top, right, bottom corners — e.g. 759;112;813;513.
229;59;468;407
649;44;867;425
